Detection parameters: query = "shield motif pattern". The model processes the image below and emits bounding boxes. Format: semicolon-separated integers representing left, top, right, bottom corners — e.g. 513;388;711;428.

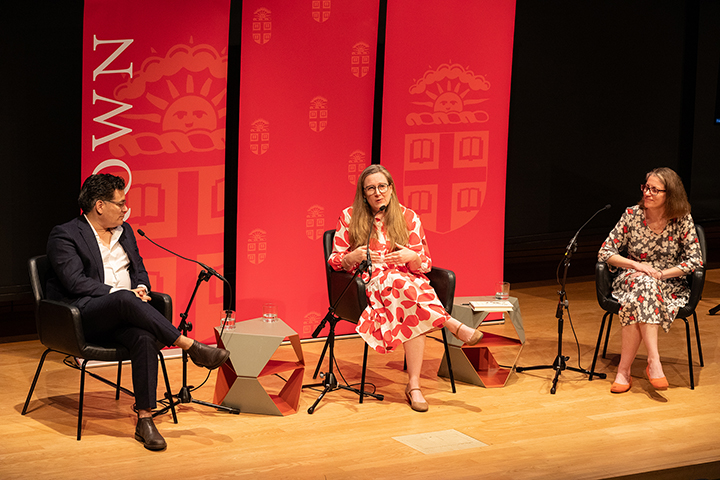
351;42;371;78
403;130;489;234
348;150;367;185
302;311;323;337
247;228;267;264
309;96;328;132
312;0;331;23
306;205;325;241
250;119;270;155
252;8;272;45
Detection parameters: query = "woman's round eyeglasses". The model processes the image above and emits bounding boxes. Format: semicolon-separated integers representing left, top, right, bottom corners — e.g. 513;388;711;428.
640;184;666;196
364;183;389;195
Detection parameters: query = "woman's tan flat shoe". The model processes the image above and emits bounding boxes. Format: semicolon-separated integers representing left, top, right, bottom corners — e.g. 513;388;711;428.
405;386;429;412
453;322;483;346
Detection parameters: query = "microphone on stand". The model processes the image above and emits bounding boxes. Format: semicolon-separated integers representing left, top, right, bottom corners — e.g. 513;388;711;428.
137;229;227;283
566;204;612;254
360;205;386;277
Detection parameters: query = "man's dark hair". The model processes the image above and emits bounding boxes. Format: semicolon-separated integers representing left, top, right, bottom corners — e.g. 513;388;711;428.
78;174;126;214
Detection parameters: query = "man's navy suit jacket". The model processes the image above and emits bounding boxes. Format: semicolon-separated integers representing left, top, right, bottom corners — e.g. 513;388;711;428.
46;216;151;310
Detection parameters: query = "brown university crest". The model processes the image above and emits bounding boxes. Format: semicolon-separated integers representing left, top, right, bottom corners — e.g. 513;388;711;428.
403;63;491;233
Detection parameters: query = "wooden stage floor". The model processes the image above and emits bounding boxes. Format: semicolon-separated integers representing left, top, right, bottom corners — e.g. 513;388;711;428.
2;271;720;480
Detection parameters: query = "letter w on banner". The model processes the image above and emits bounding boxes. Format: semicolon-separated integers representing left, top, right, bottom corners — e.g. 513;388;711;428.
381;0;516;297
82;0;231;343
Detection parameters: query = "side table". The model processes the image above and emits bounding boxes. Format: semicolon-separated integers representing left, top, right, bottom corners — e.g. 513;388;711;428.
438;296;525;388
213;318;305;416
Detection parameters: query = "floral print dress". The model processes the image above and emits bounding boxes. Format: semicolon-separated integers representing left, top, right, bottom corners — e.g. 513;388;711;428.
598;205;703;332
328;205;451;353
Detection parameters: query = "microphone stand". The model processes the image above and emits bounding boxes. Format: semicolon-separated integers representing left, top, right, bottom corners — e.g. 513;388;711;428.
138;230;239;415
304;206;386;414
515;206;610;394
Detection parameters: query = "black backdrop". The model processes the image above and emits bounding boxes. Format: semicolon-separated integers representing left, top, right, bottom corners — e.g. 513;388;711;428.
2;1;719;308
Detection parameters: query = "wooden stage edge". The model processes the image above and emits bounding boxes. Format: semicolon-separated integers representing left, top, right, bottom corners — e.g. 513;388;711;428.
1;271;719;480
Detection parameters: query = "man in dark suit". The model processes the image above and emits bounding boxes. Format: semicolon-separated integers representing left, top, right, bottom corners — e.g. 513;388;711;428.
46;173;230;451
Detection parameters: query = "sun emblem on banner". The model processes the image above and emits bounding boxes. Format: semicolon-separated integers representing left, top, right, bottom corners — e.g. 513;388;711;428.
406;63;490;126
402;63;491;234
351;42;371;78
252;8;272;45
247;228;267;264
309;96;328;132
306;205;325;241
311;1;331;23
303;311;323;337
250;119;270;155
108;41;227;157
348;150;367;185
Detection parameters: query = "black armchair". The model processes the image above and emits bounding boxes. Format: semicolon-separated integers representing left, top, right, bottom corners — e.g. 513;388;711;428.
317;229;457;400
589;224;707;389
22;255;177;439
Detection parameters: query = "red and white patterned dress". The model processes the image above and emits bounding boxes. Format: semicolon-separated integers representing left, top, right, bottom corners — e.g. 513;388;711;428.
598;205;704;332
328;205;451;353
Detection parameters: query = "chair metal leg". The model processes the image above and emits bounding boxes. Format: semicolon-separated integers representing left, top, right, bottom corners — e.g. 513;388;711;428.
589;312;610;381
115;362;122;400
602;313;613;359
77;359;90;441
681;318;694;389
441;328;456;393
22;348;52;415
359;343;369;404
693;312;704;367
158;354;178;423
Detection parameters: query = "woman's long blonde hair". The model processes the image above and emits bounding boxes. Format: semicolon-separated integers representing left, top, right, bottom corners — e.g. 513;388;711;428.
348;165;409;250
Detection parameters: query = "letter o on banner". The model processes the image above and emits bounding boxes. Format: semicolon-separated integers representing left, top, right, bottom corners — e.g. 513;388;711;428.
93;158;133;220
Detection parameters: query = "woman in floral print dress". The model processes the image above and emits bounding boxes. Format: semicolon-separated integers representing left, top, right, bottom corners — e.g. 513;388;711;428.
328;165;483;411
598;167;703;393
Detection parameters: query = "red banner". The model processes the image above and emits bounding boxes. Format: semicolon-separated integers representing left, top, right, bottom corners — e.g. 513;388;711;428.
235;1;380;337
381;0;516;297
82;0;231;343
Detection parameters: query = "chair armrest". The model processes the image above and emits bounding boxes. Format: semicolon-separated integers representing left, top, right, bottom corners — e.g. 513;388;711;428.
678;267;705;318
329;270;367;323
37;299;85;357
595;262;612;307
149;291;173;323
426;267;456;315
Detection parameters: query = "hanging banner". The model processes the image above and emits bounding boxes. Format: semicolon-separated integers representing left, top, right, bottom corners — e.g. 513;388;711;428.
381;0;516;297
236;1;380;337
82;0;231;343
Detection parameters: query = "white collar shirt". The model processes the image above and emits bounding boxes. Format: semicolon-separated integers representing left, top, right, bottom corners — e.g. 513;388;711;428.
85;215;134;293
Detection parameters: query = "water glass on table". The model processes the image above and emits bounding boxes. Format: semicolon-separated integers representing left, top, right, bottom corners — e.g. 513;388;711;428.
263;303;278;322
495;282;510;300
221;310;236;330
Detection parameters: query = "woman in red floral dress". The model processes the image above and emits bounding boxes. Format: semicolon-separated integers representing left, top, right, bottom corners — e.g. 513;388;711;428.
598;167;703;393
328;165;483;411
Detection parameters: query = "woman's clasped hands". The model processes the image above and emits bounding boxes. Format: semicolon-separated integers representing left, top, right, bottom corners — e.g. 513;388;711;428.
629;262;662;280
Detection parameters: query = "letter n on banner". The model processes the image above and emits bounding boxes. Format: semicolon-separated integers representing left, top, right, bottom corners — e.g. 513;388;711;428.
82;0;231;343
380;0;516;297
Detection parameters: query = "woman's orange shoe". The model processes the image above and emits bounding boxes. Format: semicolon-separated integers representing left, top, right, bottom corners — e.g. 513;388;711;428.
646;366;669;390
610;378;632;393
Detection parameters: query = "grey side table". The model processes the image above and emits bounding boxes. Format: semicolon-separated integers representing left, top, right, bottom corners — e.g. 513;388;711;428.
438;296;524;387
213;317;305;415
